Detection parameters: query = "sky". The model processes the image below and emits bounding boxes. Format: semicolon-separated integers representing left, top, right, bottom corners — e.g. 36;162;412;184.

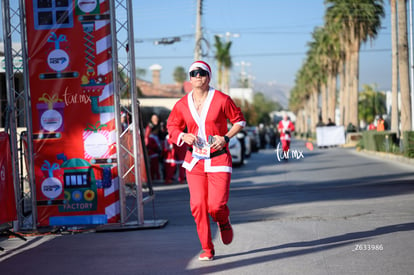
0;0;395;94
132;0;394;93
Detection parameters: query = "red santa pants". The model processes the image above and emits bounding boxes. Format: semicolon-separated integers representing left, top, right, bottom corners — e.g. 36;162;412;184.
281;138;291;152
186;160;231;253
149;156;160;180
164;162;176;182
177;164;186;182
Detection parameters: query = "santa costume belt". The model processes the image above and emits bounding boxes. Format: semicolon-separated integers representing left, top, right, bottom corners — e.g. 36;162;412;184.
188;147;227;158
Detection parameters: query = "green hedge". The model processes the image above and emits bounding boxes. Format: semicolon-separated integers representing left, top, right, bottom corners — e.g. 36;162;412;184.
361;131;399;152
403;131;414;158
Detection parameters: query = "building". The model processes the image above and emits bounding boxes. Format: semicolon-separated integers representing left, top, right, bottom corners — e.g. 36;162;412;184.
135;64;188;110
228;88;253;104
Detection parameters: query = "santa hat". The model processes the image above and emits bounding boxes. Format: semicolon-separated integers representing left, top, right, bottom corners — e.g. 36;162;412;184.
188;60;211;78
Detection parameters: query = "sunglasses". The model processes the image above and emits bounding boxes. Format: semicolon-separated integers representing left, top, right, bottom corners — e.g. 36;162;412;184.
189;69;209;77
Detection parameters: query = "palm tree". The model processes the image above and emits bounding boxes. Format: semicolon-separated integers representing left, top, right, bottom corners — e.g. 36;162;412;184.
397;0;413;135
309;27;329;124
309;25;341;124
303;53;324;132
358;84;387;126
214;35;232;92
325;0;385;130
324;22;342;124
223;50;233;94
289;51;322;135
173;66;187;94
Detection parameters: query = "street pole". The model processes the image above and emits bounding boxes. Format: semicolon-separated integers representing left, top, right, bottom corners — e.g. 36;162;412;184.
410;0;414;129
194;0;202;61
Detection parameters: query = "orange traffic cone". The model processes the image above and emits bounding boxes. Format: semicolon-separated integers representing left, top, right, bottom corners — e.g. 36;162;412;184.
305;142;314;151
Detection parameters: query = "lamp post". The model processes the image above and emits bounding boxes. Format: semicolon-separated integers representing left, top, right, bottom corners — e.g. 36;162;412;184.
217;31;240;42
236;61;251;88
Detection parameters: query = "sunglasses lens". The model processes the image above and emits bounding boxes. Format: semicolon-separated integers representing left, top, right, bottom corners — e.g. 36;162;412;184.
190;69;208;77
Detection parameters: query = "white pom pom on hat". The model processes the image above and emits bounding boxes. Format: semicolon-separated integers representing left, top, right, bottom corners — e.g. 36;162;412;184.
188;60;212;77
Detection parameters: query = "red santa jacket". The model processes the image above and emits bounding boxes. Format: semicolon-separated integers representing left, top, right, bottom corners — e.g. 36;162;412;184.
278;119;295;141
167;87;246;173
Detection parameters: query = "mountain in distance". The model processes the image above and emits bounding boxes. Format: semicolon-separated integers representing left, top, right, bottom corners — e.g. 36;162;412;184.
252;81;291;109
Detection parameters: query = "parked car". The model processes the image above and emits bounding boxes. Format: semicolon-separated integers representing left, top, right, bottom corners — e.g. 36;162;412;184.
237;130;251;158
229;136;244;166
245;126;260;152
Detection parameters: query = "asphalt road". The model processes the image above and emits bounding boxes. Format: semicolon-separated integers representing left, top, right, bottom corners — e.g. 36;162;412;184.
1;140;414;275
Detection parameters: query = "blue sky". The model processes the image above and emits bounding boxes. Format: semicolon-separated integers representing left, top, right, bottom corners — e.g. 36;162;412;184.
0;0;394;93
133;0;393;92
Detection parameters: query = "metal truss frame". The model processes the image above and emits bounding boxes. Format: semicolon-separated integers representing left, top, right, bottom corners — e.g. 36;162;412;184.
1;0;166;232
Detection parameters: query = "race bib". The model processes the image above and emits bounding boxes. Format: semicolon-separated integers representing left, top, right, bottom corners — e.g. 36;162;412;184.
192;136;210;159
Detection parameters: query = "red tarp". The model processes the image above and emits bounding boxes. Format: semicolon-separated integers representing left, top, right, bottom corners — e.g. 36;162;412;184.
0;132;17;224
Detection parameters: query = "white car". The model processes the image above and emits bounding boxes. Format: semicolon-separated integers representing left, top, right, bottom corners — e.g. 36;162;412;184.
241;132;252;158
245;126;260;152
229;136;244;166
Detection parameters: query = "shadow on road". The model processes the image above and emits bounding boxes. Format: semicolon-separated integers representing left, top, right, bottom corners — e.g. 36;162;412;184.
188;222;414;274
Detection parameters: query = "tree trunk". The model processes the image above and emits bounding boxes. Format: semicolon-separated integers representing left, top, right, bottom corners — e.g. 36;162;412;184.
217;61;223;91
397;0;413;136
301;108;307;136
349;39;360;130
344;46;353;128
224;67;230;94
328;71;337;123
391;0;400;135
339;60;346;126
306;97;312;136
303;104;310;136
321;82;328;123
311;89;319;133
296;109;304;135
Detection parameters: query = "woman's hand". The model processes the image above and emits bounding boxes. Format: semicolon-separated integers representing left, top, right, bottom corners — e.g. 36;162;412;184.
182;133;197;146
210;135;226;150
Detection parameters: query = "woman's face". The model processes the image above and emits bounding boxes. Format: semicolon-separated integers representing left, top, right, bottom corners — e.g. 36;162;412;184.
190;68;210;90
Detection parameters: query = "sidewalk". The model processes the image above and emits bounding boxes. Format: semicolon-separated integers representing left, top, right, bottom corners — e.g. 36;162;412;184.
357;148;414;166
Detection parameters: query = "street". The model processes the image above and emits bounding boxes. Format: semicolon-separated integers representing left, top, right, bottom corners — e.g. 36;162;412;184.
1;139;414;275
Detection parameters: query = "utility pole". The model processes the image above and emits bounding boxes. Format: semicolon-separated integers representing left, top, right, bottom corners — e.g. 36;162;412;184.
410;0;414;129
194;0;202;60
391;0;399;134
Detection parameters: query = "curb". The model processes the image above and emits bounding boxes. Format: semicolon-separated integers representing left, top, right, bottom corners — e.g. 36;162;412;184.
357;149;414;166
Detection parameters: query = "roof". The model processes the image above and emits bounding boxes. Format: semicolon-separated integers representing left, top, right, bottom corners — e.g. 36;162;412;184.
137;79;185;98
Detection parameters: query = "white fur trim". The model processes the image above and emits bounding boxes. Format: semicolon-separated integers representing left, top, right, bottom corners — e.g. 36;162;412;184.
188;61;211;77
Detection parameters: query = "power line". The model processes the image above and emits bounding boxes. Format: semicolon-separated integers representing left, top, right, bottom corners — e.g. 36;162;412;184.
134;48;391;60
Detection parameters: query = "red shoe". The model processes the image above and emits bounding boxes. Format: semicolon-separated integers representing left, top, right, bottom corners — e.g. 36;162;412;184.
218;219;233;245
198;249;215;261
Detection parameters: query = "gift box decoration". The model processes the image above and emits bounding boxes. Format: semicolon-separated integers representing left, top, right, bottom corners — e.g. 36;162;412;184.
83;121;111;160
37;93;65;132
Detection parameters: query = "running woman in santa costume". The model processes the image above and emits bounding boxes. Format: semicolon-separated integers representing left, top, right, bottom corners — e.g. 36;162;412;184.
277;114;295;155
167;60;246;261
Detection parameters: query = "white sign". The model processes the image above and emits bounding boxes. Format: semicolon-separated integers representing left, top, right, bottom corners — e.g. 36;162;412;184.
47;49;69;72
0;56;23;72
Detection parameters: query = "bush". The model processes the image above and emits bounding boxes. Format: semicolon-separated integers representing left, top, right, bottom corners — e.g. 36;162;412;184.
403;131;414;158
361;131;399;152
361;131;377;151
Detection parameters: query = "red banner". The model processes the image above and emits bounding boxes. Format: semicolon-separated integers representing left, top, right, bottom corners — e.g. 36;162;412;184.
25;0;120;226
0;132;17;224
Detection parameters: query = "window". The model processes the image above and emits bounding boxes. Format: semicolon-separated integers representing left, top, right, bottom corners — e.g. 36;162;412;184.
34;0;73;30
64;171;90;188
